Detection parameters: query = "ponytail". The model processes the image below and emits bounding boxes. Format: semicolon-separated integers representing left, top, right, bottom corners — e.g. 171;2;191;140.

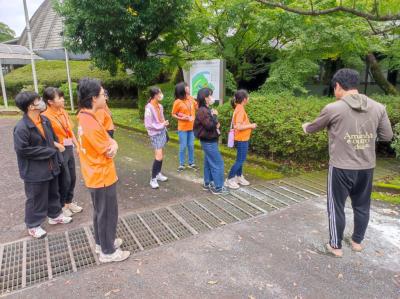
231;89;249;109
148;86;161;103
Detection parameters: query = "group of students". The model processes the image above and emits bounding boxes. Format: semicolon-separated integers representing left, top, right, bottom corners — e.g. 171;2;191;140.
14;79;129;263
12;68;394;263
144;82;257;194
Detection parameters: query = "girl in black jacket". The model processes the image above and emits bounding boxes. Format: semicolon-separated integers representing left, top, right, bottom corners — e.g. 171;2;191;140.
194;88;228;195
14;91;72;239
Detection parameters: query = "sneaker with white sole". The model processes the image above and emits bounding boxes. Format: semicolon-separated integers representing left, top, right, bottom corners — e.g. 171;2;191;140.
210;186;230;195
202;181;215;191
28;226;47;239
236;175;250;186
188;163;198;170
69;202;83;213
177;165;185;172
225;178;240;189
156;173;168;182
150;178;159;189
95;238;123;254
48;213;72;225
99;248;130;263
62;207;73;217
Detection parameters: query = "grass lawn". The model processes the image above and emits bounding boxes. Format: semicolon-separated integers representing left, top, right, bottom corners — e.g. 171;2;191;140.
110;107;284;180
371;192;400;205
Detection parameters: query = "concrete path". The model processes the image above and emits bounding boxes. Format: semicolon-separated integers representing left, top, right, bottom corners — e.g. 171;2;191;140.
0;117;399;298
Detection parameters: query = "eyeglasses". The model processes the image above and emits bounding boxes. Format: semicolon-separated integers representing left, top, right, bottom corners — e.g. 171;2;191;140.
99;90;109;98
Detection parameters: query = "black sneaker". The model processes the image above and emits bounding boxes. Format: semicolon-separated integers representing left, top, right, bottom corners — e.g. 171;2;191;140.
210;186;229;195
188;164;199;170
202;182;215;191
177;165;185;172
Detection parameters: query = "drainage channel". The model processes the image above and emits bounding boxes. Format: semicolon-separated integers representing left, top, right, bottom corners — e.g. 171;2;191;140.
0;180;320;296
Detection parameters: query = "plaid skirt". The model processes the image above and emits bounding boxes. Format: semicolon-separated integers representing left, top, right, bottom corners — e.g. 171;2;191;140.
150;129;167;149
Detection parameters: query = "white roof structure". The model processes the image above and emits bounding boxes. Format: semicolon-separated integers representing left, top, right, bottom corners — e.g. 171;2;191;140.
18;0;89;60
0;43;42;65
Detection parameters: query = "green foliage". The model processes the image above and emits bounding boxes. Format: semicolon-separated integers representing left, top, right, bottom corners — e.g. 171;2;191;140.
217;93;400;163
0;22;15;42
391;123;400;159
59;82;78;107
20;84;45;95
371;192;400;205
4;61;135;97
56;0;191;87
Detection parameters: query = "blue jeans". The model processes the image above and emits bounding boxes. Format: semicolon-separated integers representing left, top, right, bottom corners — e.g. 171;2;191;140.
228;141;249;179
201;141;224;189
178;130;195;166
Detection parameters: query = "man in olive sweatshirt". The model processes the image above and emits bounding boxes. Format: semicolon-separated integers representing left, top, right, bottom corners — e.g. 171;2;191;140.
302;68;393;257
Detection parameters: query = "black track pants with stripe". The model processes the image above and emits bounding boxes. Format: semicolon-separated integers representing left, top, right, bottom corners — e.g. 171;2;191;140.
327;166;374;249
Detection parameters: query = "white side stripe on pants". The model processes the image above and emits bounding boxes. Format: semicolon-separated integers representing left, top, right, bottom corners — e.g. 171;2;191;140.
328;166;338;247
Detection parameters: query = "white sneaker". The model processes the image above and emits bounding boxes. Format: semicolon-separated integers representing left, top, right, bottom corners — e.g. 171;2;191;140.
28;226;47;239
236;175;250;186
48;213;73;225
150;178;159;189
99;248;130;263
156;172;168;182
69;202;83;213
62;207;73;217
95;238;123;254
225;178;240;189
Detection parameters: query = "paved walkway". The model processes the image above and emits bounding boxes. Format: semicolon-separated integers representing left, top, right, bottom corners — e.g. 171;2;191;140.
0;117;399;298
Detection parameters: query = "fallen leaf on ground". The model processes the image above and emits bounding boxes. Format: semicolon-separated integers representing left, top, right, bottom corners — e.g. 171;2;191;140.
208;280;218;285
105;289;120;297
136;268;140;274
337;273;343;279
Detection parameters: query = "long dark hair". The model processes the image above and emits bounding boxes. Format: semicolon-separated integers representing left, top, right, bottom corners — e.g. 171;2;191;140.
175;82;188;100
148;86;161;103
231;89;249;109
196;88;213;108
77;78;102;109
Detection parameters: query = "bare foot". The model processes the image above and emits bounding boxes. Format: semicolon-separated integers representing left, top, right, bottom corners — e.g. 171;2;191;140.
351;240;363;252
326;243;343;257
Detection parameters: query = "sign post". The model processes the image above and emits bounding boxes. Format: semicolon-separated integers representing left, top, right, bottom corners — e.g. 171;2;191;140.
183;59;226;105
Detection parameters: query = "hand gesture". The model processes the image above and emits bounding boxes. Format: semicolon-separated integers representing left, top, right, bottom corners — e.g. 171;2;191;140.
54;142;65;153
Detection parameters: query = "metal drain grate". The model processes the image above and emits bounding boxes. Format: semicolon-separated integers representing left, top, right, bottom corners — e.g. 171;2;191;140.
0;242;23;295
231;189;277;212
124;214;160;249
211;197;252;220
196;198;239;224
219;194;263;216
26;239;48;287
0;171;334;296
68;228;96;271
116;220;142;253
171;204;211;233
154;208;193;239
278;181;318;198
183;201;224;228
140;211;178;244
243;187;292;209
48;234;73;277
284;178;326;195
263;183;306;202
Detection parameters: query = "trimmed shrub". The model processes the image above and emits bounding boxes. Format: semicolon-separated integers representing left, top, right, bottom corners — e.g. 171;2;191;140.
4;61;136;99
217;93;399;163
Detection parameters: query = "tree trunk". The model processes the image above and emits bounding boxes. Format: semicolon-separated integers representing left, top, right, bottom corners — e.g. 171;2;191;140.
367;53;399;95
137;85;147;120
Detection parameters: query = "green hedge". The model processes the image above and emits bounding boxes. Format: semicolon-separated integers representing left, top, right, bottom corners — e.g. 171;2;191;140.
216;93;399;164
4;61;137;99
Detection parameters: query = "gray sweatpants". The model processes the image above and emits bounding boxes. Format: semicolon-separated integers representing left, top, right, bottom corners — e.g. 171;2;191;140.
89;183;118;254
